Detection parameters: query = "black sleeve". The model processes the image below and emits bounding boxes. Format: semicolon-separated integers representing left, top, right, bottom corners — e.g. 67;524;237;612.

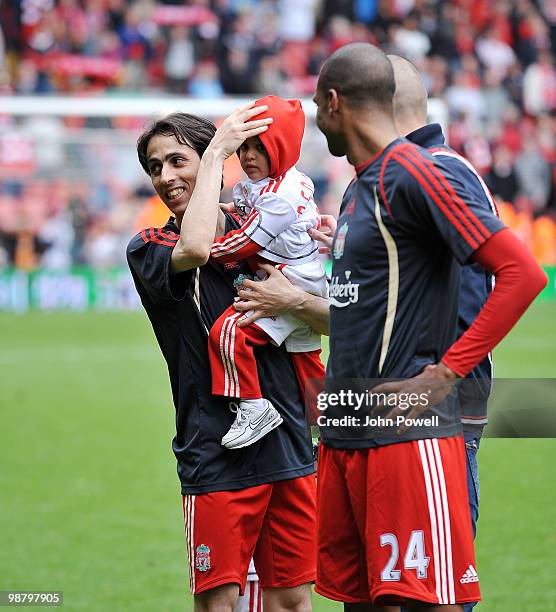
126;231;193;304
384;145;506;265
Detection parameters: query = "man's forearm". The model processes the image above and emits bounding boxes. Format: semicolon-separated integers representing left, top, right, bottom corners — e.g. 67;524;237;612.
176;150;225;260
442;228;547;376
288;287;330;336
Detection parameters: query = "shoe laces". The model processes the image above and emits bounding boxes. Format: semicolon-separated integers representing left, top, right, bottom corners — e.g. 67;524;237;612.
228;402;248;429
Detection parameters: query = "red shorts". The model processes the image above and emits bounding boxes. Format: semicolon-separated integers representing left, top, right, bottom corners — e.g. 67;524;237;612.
316;437;481;606
182;475;316;595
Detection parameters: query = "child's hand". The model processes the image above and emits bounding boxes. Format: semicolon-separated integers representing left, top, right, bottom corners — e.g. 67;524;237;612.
309;228;334;254
219;202;236;213
320;214;337;235
309;214;336;254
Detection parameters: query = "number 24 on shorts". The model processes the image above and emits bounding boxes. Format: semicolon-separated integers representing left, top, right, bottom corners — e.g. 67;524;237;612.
380;531;430;581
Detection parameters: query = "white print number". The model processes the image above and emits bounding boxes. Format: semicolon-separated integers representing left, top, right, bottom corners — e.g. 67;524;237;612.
404;531;430;578
380;533;401;581
380;531;430;582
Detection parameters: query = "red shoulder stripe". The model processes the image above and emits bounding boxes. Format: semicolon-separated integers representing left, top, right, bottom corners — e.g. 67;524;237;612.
431;148;500;218
392;152;479;249
152;228;178;243
404;147;491;242
143;228;178;247
157;228;180;240
420;148;492;237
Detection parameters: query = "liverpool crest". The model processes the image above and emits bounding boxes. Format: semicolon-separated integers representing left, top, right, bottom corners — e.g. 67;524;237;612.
195;544;211;572
333;222;349;259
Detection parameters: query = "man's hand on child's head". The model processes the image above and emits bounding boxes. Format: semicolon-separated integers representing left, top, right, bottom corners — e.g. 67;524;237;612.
209;102;273;160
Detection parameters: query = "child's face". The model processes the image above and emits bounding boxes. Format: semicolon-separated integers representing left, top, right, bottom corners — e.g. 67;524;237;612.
238;136;271;182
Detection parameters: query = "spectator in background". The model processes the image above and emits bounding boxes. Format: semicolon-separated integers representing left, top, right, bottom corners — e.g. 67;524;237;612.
188;60;224;98
515;139;552;210
476;26;516;75
4;0;556;272
481;68;510;132
463;126;493;175
69;188;90;266
86;214;121;268
218;12;258;94
83;0;110;54
445;69;485;121
390;12;431;61
307;35;329;76
219;47;257;94
424;55;449;98
255;54;288;96
164;26;194;93
278;0;316;45
327;15;356;52
486;145;520;204
39;208;74;269
497;105;524;154
428;3;460;61
515;1;552;66
523;50;556;115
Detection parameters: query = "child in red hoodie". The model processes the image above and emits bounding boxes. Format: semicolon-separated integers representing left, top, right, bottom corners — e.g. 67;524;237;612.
209;95;327;449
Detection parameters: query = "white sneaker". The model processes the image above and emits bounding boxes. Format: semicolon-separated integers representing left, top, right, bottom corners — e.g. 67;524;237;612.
222;399;283;449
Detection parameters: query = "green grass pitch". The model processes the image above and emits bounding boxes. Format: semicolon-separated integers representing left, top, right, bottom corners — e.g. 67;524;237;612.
0;302;554;611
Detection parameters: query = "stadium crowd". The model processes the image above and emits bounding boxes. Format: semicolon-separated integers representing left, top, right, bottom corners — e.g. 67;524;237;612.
1;0;556;269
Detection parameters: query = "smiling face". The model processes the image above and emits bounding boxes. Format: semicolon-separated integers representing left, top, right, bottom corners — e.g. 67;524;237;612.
238;136;271;182
146;134;201;218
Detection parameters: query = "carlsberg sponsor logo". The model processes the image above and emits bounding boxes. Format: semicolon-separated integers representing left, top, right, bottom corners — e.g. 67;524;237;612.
329;270;359;308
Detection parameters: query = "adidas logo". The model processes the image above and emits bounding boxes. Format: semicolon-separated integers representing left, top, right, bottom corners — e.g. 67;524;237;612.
460;564;479;584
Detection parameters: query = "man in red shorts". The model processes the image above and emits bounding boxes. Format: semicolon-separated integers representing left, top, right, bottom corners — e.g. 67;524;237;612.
127;104;319;611
311;43;546;610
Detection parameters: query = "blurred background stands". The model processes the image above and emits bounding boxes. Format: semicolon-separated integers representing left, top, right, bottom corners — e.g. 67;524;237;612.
0;0;555;274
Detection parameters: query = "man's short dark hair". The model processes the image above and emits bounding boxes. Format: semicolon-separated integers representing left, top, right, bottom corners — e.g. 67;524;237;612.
137;113;216;175
318;43;396;110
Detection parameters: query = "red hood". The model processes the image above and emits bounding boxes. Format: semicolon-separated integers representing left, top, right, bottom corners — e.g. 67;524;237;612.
254;95;305;178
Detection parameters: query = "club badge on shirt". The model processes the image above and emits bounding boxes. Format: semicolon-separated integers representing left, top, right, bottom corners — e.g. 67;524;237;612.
333;222;349;260
195;544;211;572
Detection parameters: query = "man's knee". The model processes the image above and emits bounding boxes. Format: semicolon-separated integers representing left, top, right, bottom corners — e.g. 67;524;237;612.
194;583;239;612
263;583;312;611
